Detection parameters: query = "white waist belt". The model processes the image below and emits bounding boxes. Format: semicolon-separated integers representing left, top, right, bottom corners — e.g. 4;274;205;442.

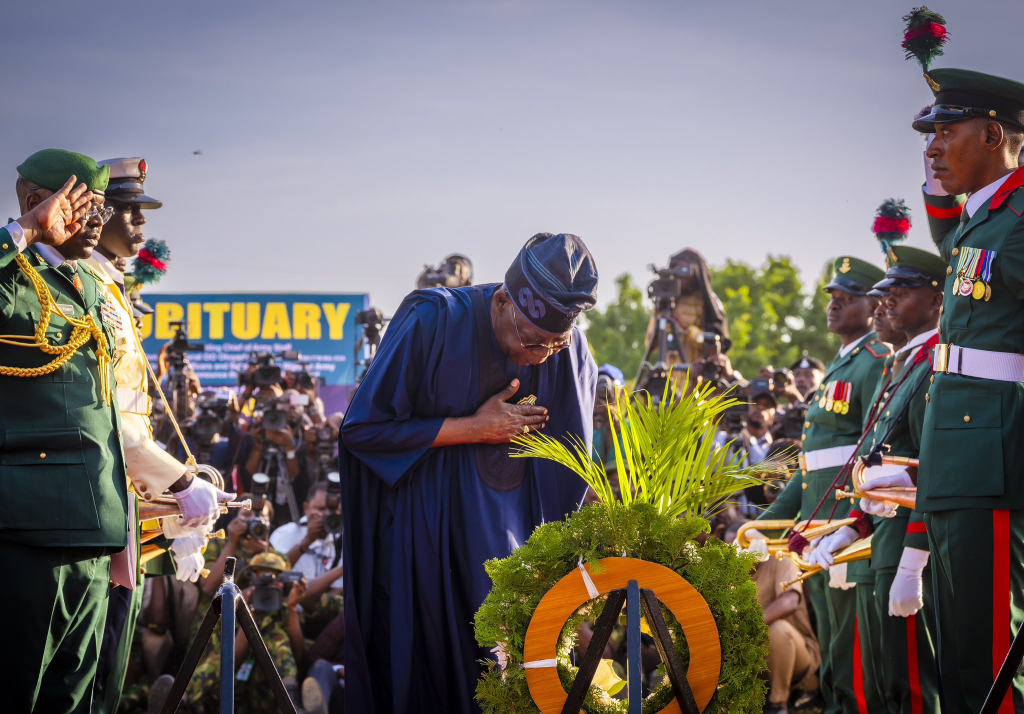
118;388;151;415
800;444;857;472
934;344;1024;382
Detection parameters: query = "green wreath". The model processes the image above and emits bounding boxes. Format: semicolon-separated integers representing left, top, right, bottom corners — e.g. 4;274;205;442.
474;380;786;714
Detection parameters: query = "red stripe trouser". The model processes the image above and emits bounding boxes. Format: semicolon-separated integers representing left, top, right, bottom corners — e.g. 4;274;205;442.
926;509;1024;713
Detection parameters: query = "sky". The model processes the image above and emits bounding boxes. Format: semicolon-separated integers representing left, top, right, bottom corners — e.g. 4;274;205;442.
4;0;1022;317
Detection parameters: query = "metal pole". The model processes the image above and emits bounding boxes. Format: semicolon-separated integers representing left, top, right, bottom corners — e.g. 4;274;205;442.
159;594;223;714
626;580;642;714
219;557;238;714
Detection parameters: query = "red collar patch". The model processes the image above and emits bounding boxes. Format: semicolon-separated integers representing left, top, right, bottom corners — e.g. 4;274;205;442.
989;166;1024;211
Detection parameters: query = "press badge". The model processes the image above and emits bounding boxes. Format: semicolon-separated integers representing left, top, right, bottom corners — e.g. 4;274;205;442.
236;660;254;681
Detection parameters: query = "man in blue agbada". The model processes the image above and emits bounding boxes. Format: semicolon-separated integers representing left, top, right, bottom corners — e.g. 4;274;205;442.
341;233;600;714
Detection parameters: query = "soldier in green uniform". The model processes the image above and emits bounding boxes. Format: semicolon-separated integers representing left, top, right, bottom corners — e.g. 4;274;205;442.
811;246;945;713
0;152;123;714
847;289;906;714
913;68;1024;712
746;256;891;714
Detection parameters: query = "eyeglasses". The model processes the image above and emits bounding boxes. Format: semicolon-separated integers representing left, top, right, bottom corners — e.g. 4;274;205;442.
510;303;572;352
83;204;115;225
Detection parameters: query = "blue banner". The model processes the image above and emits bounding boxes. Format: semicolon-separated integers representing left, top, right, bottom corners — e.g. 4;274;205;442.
139;292;370;413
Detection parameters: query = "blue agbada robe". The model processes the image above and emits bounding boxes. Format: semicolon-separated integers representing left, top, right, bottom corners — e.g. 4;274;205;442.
341;283;597;714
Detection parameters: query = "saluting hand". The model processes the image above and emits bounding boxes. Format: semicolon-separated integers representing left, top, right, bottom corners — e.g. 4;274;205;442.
17;176;92;247
471;379;549;444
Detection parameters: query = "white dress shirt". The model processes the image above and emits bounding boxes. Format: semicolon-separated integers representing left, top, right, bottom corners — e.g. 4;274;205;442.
838;332;871;359
965;171;1015;218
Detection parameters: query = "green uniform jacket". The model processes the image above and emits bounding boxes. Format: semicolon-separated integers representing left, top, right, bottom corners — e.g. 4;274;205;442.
0;228;128;548
919;174;1024;511
761;333;892;522
857;341;934;573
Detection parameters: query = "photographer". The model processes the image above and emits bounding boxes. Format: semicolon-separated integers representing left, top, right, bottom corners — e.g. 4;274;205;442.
287;367;327;425
644;248;730;366
174;388;243;474
187;552;307;713
270;482;344;591
198;498;276;601
237;390;314;525
415;253;473;290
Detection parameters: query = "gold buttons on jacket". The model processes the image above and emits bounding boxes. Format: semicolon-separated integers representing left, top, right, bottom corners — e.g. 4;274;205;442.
925;393;930;403
805;421;811;428
1;244;7;250
39;453;46;459
801;435;807;441
55;332;62;340
964;415;971;423
802;482;808;490
947;266;953;275
952;247;959;257
886;411;890;417
930;376;935;384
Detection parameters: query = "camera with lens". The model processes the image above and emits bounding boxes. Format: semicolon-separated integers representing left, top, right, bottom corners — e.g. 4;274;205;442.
167;321;204;367
324;472;343;536
777;401;809;440
646;262;693;304
254;392;308;433
416;254;473;290
313;424;338;480
239;350;300;389
250;570;304;612
248;514;271;541
355;307;385;337
186;390;229;443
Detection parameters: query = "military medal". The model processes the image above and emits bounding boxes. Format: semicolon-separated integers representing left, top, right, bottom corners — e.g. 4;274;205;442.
955;247;996;301
73;274;84;292
824;380;836;412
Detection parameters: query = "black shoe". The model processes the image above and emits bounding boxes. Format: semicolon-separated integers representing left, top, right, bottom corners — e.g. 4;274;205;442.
791;691;824;713
764;703;788;714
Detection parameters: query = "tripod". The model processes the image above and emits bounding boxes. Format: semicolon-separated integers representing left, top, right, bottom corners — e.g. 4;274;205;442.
257;444;300;524
634;300;687;399
159;557;297;714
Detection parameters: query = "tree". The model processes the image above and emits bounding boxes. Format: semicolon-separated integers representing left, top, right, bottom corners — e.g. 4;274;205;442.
790;261;841;363
582;274;650;381
709;255;838;379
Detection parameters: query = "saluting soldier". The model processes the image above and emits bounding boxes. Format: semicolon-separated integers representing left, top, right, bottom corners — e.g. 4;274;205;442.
747;256;891;714
86;157;231;714
914;69;1024;711
811;246;945;713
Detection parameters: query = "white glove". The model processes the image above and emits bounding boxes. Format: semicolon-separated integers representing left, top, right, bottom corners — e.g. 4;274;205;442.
172;477;235;529
860;498;898;518
924;135;948;196
173;551;206;583
169;532;207;559
828;562;856;590
733;528;770;562
889;547;930;617
162;516;212;539
861;470;914;490
807;526;858;570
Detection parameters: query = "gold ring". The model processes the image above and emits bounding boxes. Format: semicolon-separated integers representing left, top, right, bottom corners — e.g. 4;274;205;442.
521;425;530;435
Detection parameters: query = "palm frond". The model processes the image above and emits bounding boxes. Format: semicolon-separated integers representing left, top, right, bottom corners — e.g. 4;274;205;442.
512;378;790;536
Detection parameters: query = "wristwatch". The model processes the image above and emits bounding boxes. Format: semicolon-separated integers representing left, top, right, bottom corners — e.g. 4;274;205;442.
286;449;297;460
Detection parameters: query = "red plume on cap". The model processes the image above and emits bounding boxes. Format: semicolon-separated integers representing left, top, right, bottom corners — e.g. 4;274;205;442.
902;6;948;73
873;199;911;258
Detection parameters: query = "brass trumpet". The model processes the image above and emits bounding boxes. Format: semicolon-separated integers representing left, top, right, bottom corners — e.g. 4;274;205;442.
138;497;252;521
736;518;859;558
835;455;917;509
781;534;873;590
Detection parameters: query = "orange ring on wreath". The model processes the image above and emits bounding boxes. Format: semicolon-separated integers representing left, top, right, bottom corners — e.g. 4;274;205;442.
522;557;721;714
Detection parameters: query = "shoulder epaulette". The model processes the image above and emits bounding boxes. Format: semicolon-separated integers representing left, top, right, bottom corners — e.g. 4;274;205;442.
864;339;892;359
1005;186;1024;218
79;264;102;282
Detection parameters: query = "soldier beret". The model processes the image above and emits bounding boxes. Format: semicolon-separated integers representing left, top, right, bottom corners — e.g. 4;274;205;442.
17;149;109;193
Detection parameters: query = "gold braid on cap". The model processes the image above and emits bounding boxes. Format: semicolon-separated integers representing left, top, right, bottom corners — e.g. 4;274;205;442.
0;254;113;405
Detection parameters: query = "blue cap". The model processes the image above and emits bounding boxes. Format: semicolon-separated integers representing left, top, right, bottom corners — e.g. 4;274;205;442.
504;233;598;334
598;364;625;384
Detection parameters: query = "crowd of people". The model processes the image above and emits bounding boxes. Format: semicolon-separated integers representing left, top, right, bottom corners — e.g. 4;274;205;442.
4;60;1024;714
